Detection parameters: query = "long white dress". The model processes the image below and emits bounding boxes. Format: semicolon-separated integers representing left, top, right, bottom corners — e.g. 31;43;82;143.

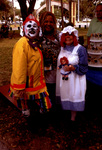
56;44;86;111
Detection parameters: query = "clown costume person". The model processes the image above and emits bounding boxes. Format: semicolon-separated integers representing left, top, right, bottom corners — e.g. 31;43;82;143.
9;14;52;117
56;26;88;123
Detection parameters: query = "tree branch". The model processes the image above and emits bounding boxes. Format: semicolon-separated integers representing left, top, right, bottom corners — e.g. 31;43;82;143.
28;0;36;15
17;0;28;21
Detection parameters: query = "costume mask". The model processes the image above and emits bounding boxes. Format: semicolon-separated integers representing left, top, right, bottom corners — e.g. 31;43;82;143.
24;20;39;39
23;14;40;39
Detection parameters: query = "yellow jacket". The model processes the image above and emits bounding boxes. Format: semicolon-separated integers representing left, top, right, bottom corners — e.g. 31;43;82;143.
10;36;47;96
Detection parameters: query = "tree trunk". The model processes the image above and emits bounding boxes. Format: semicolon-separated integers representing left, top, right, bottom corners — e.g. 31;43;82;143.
17;0;36;21
28;0;36;14
61;0;64;29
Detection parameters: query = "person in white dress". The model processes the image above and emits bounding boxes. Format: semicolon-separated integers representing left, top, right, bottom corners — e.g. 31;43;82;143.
56;26;88;123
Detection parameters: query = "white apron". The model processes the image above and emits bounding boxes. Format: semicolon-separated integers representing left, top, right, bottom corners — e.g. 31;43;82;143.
56;44;86;111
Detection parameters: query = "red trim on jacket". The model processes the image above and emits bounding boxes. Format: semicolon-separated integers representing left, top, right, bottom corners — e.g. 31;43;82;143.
10;83;46;92
10;83;26;89
25;83;46;92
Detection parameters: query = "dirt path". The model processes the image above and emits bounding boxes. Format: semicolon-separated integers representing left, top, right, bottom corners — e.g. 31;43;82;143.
0;93;102;150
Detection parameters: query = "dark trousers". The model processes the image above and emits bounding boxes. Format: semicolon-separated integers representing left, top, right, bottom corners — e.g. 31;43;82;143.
85;81;102;112
46;83;56;108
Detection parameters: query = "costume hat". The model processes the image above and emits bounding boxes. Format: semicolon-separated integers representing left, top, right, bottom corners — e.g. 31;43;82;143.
23;14;40;27
59;26;78;40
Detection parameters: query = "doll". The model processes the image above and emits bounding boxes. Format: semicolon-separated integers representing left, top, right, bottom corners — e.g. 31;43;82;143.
58;56;71;80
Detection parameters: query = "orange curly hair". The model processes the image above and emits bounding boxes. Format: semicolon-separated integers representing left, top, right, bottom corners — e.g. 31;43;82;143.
60;57;69;65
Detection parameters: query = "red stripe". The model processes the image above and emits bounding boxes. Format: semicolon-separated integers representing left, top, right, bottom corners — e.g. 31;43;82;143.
10;83;26;89
10;82;46;92
25;83;46;92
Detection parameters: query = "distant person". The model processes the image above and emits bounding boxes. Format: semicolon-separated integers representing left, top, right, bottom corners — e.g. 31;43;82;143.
87;3;102;45
1;22;9;38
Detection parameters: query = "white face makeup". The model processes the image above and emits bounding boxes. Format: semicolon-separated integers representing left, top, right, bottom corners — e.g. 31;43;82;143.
24;20;39;39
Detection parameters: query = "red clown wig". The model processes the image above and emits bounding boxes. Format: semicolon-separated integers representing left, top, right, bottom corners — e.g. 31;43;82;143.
60;32;78;47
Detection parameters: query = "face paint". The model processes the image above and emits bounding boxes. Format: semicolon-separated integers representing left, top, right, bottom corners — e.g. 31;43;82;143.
24;20;39;39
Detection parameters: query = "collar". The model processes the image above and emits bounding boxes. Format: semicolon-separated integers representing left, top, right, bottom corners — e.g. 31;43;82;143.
26;37;41;50
64;45;74;52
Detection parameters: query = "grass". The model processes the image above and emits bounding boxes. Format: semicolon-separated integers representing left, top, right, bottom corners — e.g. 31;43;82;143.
0;31;20;86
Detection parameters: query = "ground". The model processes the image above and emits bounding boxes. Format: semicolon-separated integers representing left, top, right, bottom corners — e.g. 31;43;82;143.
1;91;102;150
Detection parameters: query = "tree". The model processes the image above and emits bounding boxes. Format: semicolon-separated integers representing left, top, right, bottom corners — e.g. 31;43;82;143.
79;0;95;20
79;0;102;20
39;0;69;21
0;0;12;20
17;0;36;21
17;0;101;22
0;0;11;12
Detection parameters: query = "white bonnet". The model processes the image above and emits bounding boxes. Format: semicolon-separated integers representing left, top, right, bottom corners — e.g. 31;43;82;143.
59;26;78;41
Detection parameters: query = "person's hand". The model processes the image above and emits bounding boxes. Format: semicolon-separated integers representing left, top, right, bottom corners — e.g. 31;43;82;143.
14;89;26;99
69;65;76;71
64;65;75;71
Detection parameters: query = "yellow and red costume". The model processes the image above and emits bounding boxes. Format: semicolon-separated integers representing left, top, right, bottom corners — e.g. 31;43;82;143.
9;36;52;112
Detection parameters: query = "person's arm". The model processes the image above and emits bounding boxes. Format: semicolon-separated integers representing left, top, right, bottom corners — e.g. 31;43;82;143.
74;46;88;75
87;18;95;46
12;39;27;91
